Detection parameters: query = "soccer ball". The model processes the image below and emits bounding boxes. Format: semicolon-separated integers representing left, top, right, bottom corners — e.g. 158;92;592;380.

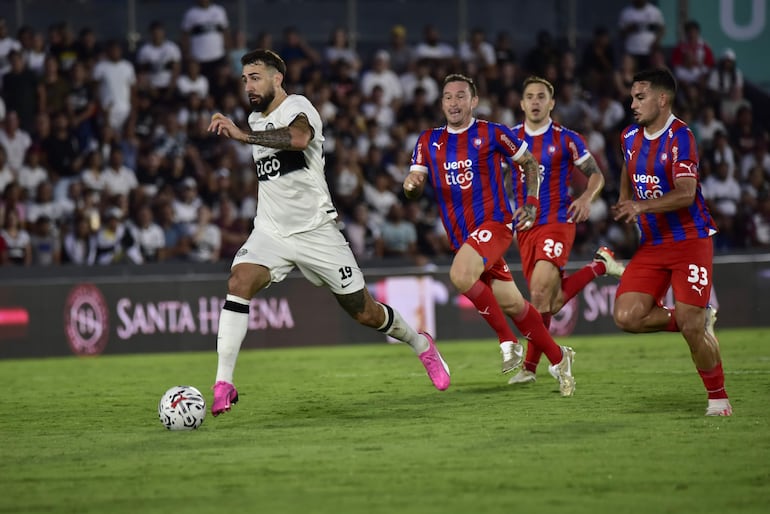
158;385;206;430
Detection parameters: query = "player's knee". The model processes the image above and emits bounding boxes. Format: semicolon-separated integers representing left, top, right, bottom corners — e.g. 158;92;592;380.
613;307;640;332
449;266;475;293
227;268;267;298
529;287;550;312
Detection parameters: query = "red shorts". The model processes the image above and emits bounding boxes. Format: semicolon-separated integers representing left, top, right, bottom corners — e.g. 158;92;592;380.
516;222;576;283
616;238;714;308
463;220;514;284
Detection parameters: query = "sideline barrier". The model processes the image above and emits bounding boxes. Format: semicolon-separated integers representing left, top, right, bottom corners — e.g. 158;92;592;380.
1;255;768;359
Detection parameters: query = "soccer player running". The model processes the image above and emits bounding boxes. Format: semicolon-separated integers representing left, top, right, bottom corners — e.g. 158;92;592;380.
612;68;731;416
403;74;576;396
508;76;625;385
206;49;451;416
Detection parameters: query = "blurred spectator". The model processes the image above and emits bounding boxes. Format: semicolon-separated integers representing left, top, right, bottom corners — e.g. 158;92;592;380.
400;58;439;105
0;17;21;81
177;59;209;101
180;0;231;82
129;203;165;262
589;87;625;133
739;135;770;181
323;27;361;75
671;19;714;76
710;130;736;179
0;180;26;228
1;209;31;265
343;202;381;262
524;30;559;77
62;214;96;265
29;215;60;266
187;204;220;262
48;22;78;71
66;60;98;151
278;26;320;70
215;198;247;260
413;24;455;64
0;147;16;200
385;25;412;75
0;111;32;173
749;194;770;248
173;176;202;225
617;0;665;70
363;172;399;227
41;54;70;115
73;27;101;70
330;145;365;216
459;27;496;76
379;203;417;258
43;110;83;188
80;150;107;194
95;206;142;264
2;50;41;133
137;21;182;101
741;165;770;215
707;48;744;120
27;181;64;225
552;81;592;129
492;31;516;66
92;40;136;132
693;105;726;152
580;26;615;93
703;158;741;249
729;105;760;157
0;231;6;265
20;28;46;76
360;50;403;107
156;199;192;261
102;146;139;199
17;146;48;198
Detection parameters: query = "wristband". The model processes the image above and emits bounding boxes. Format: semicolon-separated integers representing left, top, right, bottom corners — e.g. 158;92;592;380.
525;196;540;209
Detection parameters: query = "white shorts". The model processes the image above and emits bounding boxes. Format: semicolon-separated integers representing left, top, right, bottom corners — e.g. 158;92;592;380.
232;220;366;295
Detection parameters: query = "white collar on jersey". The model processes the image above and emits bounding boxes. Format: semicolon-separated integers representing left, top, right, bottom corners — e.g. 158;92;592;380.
447;118;476;134
643;113;676;140
524;118;553;137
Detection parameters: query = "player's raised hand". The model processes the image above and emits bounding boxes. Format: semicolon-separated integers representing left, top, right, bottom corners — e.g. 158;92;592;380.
208;113;238;139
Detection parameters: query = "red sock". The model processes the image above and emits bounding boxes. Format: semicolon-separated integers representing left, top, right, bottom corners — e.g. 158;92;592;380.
664;308;679;332
513;302;562;364
698;362;728;399
561;262;603;302
464;280;518;343
522;311;550;372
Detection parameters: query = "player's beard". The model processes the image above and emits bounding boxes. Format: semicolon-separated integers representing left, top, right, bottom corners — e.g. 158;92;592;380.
249;86;275;112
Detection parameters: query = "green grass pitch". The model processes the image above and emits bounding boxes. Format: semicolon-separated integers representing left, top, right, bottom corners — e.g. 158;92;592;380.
1;329;769;514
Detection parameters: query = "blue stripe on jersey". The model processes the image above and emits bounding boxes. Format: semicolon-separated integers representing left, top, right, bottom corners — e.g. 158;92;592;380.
469;123;485;228
428;130;461;249
557;131;571;223
485;124;510;223
665;211;686;242
539;128;553;223
444;132;469;247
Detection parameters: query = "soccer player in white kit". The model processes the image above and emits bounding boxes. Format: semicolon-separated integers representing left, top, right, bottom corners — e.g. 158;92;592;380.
207;49;450;416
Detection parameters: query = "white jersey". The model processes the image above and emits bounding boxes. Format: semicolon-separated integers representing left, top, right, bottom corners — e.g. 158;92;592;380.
247;94;336;236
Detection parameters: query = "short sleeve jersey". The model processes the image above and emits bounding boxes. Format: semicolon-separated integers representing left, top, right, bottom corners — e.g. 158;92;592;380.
247;94;336;236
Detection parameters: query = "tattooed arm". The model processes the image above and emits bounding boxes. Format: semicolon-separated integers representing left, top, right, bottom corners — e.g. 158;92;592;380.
568;155;605;223
513;149;541;231
208;112;314;151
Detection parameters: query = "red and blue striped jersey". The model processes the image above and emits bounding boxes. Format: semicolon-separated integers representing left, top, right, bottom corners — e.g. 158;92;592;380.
409;118;527;250
511;120;591;224
621;114;717;245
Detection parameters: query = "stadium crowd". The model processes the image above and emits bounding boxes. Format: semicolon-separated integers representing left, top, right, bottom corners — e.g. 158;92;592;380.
0;0;769;268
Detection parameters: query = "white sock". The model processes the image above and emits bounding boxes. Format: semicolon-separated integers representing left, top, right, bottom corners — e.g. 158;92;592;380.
377;303;429;354
215;294;250;383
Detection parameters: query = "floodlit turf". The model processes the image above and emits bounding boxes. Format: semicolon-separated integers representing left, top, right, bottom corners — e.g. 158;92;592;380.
1;329;769;514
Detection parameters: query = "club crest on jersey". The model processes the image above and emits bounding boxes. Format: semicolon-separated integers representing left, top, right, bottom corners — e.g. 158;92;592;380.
548;145;556;154
266;122;275;130
660;153;668;163
473;137;483;149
